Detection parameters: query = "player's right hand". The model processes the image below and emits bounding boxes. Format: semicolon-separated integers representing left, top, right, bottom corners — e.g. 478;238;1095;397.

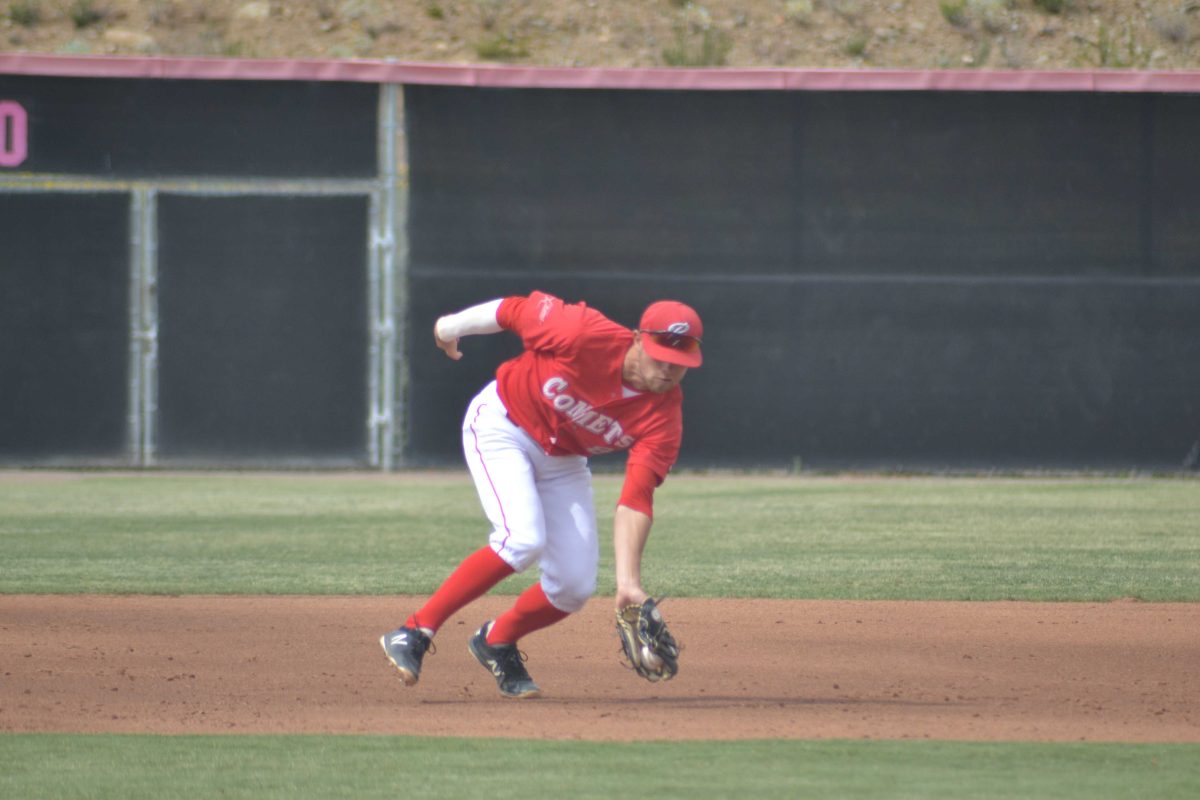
433;320;463;360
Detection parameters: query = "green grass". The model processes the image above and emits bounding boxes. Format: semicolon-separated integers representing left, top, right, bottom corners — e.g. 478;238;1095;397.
8;0;41;27
662;26;733;67
474;33;530;61
1;734;1196;800
0;472;1196;600
0;473;495;595
651;475;1200;601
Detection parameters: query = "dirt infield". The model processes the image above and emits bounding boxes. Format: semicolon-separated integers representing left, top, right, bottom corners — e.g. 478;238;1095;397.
2;595;1196;742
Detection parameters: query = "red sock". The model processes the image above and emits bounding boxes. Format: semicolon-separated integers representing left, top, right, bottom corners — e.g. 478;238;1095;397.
487;582;569;645
405;546;515;633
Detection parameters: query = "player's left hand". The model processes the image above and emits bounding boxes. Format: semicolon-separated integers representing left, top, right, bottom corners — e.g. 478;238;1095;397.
433;320;462;360
614;585;649;611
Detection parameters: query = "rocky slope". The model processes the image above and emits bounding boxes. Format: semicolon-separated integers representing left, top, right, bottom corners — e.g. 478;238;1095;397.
3;0;1198;71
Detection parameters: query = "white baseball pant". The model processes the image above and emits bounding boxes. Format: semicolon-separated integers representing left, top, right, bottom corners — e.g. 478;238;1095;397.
461;380;598;613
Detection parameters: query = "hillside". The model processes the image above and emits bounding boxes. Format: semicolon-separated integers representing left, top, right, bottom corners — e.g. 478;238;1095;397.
4;0;1198;70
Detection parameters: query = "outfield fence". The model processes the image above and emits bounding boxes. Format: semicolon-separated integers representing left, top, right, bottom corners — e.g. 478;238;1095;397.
2;56;1198;471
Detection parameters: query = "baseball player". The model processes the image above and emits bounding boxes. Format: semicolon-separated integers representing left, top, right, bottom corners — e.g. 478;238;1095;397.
380;290;701;698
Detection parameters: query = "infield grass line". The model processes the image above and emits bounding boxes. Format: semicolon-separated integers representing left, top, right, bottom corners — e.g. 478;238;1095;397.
0;472;1197;600
1;734;1197;800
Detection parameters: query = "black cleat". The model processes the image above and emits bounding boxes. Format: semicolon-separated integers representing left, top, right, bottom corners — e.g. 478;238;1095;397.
380;626;434;686
468;622;542;699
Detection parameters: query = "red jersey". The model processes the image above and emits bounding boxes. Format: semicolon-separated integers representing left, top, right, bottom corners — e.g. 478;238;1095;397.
495;291;683;480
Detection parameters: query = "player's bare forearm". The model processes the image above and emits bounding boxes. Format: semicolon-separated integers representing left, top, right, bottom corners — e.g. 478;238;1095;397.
613;504;652;609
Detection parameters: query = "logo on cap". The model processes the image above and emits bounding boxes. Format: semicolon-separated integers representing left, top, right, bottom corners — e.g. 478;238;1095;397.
666;322;691;336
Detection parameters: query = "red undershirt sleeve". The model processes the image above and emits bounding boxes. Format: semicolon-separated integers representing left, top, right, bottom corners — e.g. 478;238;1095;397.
617;462;662;519
495;296;523;330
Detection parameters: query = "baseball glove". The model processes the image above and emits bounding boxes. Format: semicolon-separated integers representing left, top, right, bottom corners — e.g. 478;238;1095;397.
615;597;679;682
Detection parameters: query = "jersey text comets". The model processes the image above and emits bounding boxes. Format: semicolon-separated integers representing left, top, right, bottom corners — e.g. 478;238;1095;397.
542;377;635;453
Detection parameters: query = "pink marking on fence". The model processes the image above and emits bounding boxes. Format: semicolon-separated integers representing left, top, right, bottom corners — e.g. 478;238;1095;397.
0;100;28;168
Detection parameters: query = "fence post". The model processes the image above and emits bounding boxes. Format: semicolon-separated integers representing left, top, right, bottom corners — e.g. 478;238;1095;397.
129;187;159;466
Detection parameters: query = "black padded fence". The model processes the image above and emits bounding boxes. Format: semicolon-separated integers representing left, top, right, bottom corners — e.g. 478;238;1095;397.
0;74;378;177
3;69;1197;471
156;194;370;463
0;73;379;466
0;192;130;460
405;86;1200;471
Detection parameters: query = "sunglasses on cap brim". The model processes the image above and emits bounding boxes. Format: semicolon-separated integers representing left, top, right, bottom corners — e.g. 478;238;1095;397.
639;329;702;354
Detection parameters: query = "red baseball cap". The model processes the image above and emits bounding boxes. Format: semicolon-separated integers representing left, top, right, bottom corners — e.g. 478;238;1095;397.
638;300;703;368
